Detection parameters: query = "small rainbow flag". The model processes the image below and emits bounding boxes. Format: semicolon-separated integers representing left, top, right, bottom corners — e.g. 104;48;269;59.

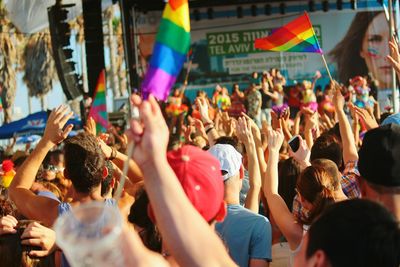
141;0;190;101
88;70;109;133
255;12;323;54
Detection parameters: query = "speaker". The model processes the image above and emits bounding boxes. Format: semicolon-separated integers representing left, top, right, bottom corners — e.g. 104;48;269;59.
82;0;106;98
48;2;83;100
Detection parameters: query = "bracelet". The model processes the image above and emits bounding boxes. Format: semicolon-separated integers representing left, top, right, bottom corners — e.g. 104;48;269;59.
204;123;214;131
109;147;117;160
206;126;214;134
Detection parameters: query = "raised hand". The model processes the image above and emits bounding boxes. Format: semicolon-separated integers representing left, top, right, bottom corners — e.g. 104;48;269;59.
353;105;379;130
20;221;57;257
304;112;319;132
333;83;345;112
98;139;113;159
195;97;211;124
266;128;284;153
240;112;261;140
289;135;311;168
43;105;74;146
236;117;254;146
84;116;97;136
0;215;17;235
193;118;206;139
127;95;169;168
183;124;193;143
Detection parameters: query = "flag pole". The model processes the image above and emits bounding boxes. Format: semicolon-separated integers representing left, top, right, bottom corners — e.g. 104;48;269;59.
114;106;139;202
321;54;333;82
184;60;193;84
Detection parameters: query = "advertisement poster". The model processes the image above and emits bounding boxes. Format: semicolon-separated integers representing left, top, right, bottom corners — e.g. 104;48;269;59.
135;3;392;107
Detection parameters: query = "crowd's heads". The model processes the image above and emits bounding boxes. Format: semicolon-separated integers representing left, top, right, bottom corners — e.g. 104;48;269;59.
296;159;338;224
0;227;56;267
48;150;65;169
63;132;105;194
358;124;400;189
208;144;242;181
310;133;343;169
167;145;226;223
296;199;400;267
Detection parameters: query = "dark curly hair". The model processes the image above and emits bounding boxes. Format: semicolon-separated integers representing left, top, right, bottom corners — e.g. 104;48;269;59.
63;132;105;194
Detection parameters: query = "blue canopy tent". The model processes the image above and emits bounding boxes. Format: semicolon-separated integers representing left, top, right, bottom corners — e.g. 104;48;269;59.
0;111;82;139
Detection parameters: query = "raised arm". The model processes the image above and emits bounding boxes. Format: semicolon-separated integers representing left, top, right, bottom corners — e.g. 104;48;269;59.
263;129;303;250
98;139;143;184
237;117;261;213
241;112;267;174
197;97;219;146
9;106;73;226
128;95;236;267
333;84;358;163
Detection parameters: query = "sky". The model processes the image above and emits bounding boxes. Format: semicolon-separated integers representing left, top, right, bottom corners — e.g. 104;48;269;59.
9;1;120;122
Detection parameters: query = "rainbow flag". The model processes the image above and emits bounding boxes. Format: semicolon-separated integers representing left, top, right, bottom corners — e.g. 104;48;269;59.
141;0;190;101
255;12;323;54
88;70;109;133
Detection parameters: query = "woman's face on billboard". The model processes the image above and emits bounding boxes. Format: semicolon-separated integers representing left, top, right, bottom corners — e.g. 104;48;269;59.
360;12;391;89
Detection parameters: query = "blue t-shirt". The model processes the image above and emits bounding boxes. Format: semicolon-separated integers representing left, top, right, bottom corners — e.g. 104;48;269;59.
216;204;272;267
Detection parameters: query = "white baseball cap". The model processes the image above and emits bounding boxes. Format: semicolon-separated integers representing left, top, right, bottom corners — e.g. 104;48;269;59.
208;144;242;181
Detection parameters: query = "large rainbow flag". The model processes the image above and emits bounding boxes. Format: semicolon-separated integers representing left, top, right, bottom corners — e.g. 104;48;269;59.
141;0;190;101
88;70;109;133
255;12;322;54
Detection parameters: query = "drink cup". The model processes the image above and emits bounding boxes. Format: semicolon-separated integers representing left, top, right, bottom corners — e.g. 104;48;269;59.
54;202;124;267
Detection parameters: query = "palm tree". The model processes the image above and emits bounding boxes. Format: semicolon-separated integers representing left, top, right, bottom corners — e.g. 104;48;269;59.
115;18;128;96
105;5;121;98
0;7;17;123
22;31;57;110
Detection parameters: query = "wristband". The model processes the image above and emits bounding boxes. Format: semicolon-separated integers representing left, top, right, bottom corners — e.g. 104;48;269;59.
206;126;214;134
204;123;214;131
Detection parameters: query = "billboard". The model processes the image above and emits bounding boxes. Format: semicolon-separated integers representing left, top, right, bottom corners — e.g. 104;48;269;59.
135;3;393;108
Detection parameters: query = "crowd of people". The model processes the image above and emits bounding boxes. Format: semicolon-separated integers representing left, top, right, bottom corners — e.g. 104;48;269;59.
0;25;400;267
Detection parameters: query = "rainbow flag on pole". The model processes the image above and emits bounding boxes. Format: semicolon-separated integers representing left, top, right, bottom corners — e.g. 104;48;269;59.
89;70;109;133
141;0;190;101
255;12;323;54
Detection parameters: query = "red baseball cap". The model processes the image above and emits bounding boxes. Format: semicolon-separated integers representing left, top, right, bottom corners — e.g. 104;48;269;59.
166;145;226;222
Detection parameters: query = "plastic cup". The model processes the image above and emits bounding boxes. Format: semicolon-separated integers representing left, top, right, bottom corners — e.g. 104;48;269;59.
54;202;124;267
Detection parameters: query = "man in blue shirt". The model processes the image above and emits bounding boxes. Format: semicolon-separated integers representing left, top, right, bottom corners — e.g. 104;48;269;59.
209;143;272;267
